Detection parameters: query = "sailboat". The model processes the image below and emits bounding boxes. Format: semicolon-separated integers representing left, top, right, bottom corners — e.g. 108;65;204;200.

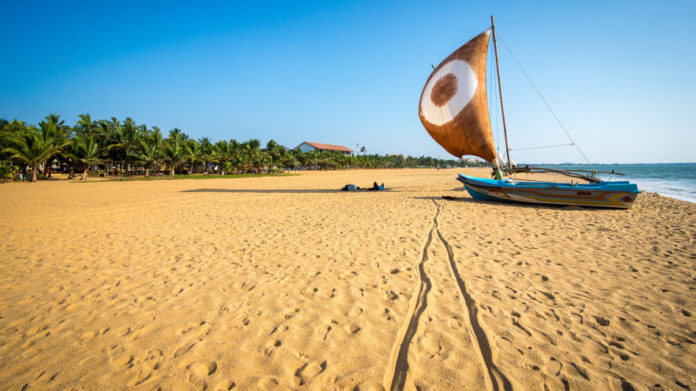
418;16;640;208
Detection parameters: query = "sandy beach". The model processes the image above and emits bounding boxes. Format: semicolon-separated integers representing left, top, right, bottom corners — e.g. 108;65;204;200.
0;168;694;390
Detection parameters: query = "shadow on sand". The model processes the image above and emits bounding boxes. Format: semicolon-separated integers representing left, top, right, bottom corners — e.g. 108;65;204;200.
182;188;399;194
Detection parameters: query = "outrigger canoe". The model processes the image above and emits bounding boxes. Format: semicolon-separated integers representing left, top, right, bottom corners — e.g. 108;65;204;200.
457;174;640;209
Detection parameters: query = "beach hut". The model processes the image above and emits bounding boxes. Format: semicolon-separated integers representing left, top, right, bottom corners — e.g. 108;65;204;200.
297;142;353;156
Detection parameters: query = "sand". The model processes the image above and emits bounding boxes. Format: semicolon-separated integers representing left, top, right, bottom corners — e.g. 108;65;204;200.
0;168;694;390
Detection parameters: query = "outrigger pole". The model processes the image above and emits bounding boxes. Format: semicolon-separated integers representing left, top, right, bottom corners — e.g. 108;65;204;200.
490;15;512;170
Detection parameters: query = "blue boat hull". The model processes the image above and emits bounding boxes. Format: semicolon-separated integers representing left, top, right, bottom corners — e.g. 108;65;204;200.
457;174;640;208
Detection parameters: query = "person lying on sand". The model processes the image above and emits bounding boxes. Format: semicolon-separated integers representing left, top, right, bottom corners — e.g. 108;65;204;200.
341;182;385;191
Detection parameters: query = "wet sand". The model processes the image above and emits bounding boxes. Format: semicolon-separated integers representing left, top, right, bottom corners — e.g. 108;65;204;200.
0;168;694;390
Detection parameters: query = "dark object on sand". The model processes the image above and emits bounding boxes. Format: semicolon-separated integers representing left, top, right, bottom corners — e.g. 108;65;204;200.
342;182;385;191
365;182;385;191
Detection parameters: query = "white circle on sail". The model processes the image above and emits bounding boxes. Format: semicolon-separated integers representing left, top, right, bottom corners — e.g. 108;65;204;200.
420;59;477;126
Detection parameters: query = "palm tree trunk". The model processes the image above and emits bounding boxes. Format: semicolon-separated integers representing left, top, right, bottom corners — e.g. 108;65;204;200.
170;167;175;176
82;168;88;180
31;163;37;182
145;167;150;177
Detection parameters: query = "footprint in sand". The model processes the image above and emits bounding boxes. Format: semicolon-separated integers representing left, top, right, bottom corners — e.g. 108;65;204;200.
284;308;300;319
113;353;134;367
214;380;235;390
173;342;196;358
420;334;441;357
257;323;278;337
126;369;152;387
261;339;282;356
191;361;217;377
258;376;279;389
355;381;385;391
297;360;325;379
383;290;399;300
36;370;59;383
344;322;360;334
545;357;562;376
314;323;332;340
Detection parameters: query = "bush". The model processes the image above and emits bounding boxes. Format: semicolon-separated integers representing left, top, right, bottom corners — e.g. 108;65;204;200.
0;161;17;183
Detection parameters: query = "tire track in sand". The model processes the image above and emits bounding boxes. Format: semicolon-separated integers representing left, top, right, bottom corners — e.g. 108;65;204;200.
383;205;440;391
434;200;512;391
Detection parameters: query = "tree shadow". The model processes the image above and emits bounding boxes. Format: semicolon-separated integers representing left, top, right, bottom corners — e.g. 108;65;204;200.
182;188;398;194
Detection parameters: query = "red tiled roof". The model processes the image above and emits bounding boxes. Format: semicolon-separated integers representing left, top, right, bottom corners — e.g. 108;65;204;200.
303;142;353;152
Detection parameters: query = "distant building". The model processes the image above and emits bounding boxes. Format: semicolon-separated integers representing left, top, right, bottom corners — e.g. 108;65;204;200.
297;141;353;156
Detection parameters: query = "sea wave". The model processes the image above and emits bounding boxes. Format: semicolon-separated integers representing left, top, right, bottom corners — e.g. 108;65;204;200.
537;163;696;204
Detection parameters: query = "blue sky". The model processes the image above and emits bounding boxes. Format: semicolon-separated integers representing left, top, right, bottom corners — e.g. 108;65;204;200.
1;0;694;163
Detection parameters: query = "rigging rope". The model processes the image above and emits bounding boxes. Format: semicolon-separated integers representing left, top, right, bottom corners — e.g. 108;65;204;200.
497;33;597;172
509;143;574;151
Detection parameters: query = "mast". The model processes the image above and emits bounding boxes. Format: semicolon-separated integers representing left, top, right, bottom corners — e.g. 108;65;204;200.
490;15;512;170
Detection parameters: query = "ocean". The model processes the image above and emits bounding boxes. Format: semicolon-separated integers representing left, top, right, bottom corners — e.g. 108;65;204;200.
536;163;696;204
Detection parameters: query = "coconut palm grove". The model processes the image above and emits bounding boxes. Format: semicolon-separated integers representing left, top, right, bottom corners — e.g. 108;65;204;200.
0;114;480;182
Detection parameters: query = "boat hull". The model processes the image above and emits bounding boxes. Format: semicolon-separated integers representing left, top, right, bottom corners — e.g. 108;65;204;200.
457;174;640;209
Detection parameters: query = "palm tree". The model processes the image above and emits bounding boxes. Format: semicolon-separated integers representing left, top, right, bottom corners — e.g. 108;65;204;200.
108;117;142;174
163;130;187;175
228;139;243;173
281;149;299;171
169;128;188;142
199;137;215;174
242;139;261;173
38;115;71;178
1;120;25;160
214;140;231;174
95;118;119;174
306;150;319;170
256;152;271;173
265;139;286;171
74;114;96;137
184;139;202;174
215;139;244;174
2;125;64;182
67;135;101;180
132;127;163;176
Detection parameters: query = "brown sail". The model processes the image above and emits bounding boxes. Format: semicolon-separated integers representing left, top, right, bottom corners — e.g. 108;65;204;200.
418;29;497;164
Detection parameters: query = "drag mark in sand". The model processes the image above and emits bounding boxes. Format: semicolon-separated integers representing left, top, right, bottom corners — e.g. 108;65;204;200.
434;200;511;391
383;205;440;391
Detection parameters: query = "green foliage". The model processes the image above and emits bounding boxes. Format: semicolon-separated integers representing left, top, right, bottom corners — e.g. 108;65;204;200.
163;133;187;175
0;160;17;182
0;113;481;182
2;120;67;181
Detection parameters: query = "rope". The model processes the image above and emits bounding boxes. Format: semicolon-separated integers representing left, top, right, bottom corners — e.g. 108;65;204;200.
510;143;574;151
497;33;597;172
